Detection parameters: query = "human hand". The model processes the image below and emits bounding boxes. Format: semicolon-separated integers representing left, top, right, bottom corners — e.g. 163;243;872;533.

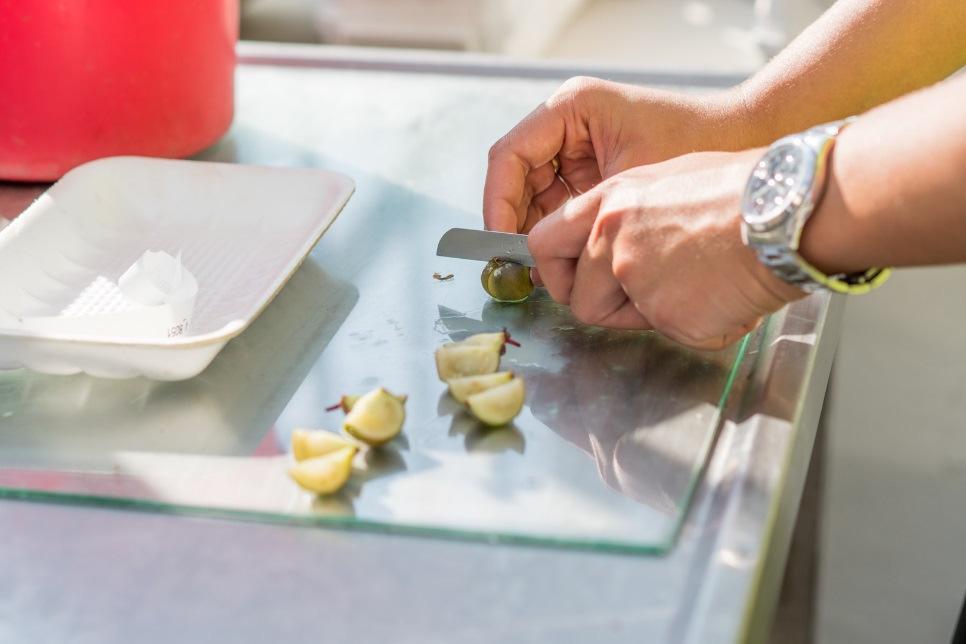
483;76;741;233
527;149;806;350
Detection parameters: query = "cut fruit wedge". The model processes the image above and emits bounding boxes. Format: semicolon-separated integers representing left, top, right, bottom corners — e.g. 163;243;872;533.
328;391;406;414
466;376;526;427
343;387;406;446
447;371;514;404
288;446;356;494
435;342;501;382
291;428;357;462
328;394;360;413
460;331;507;354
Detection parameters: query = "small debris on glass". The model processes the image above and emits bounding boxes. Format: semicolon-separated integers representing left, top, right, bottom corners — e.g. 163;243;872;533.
433;272;455;281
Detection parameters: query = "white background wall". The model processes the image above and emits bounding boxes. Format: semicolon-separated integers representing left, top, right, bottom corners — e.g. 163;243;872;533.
819;267;966;643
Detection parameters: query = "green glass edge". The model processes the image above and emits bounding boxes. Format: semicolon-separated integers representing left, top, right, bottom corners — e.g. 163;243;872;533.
0;332;753;556
662;330;754;551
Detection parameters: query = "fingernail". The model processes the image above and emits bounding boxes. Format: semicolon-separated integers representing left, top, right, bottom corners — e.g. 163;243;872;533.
530;268;543;286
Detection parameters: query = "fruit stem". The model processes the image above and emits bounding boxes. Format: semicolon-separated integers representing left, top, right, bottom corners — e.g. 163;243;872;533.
503;328;521;348
324;402;341;412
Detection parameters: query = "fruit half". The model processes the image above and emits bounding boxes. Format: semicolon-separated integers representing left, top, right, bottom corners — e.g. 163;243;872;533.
466;377;526;426
291;429;357;462
434;342;501;382
447;371;514;404
288;446;356;494
343;387;406;446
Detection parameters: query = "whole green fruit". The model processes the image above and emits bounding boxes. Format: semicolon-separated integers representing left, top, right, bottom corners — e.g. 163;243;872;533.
481;258;534;303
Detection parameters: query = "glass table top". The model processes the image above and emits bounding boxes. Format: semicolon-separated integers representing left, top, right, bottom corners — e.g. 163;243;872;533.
0;63;750;553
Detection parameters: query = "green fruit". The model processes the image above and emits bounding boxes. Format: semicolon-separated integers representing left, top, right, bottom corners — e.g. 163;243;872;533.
481;258;534;303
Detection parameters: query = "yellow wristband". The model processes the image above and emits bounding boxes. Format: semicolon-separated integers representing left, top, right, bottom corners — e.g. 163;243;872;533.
800;262;892;295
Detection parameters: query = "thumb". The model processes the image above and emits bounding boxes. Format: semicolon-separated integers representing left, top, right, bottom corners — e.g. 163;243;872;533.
527;185;602;304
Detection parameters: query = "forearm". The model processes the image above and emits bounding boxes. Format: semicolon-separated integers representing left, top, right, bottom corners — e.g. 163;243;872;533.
799;73;966;274
709;0;966;150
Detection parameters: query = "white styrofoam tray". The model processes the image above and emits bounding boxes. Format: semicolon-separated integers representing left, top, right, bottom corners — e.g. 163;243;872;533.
0;157;354;380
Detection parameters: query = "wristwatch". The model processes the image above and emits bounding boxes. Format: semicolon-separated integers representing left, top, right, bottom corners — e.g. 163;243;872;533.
740;118;891;294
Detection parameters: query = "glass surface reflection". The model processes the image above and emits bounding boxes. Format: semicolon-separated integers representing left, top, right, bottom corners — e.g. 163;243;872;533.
0;263;743;551
0;66;748;553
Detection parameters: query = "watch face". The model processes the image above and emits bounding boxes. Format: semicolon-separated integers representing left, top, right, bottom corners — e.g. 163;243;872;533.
743;140;816;227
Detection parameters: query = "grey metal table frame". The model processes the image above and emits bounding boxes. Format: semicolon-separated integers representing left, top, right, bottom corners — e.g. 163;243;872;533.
0;43;841;644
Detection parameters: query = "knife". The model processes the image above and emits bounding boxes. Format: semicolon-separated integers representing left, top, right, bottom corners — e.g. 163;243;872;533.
436;228;535;267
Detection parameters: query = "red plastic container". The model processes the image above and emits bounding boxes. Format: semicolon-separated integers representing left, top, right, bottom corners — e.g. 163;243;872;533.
0;1;238;181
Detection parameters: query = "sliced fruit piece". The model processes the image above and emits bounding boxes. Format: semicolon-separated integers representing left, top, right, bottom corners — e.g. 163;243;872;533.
291;428;357;462
343;387;406;446
288;446;355;494
467;376;526;427
325;394;360;413
447;371;514;404
326;391;407;414
462;329;522;354
461;331;507;353
435;342;501;382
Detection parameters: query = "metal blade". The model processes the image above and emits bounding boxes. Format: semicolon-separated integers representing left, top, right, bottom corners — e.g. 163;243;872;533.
435;228;534;267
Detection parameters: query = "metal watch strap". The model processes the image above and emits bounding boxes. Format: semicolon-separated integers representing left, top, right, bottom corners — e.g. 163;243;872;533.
749;117;890;295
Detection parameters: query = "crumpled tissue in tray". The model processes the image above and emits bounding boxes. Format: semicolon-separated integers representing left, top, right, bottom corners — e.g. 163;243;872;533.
0;156;354;380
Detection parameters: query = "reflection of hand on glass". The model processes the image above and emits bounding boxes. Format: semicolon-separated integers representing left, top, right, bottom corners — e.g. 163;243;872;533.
520;327;727;515
466;295;733;516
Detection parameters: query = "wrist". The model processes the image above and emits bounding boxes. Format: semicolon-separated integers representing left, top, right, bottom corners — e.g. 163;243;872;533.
740;118;890;295
630;87;754;156
729;148;810;301
797;126;868;275
695;87;762;153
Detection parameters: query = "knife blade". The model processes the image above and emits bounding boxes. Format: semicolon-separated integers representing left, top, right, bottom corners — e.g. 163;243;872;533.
436;228;535;267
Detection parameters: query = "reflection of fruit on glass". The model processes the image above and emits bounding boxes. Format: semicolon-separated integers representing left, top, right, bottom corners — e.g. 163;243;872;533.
434;330;519;381
447;371;514;404
291;428;357;461
288;446;356;494
342;388;406;446
481;258;534;303
466;377;525;427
